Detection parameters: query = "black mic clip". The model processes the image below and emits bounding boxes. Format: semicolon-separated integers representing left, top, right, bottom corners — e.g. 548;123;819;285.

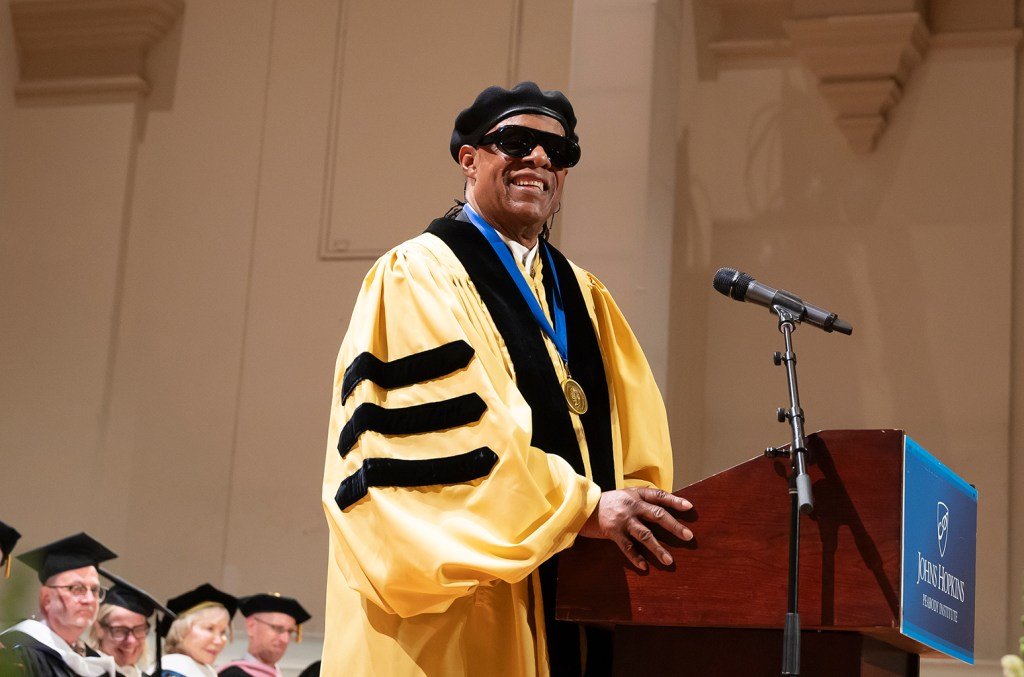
772;290;805;317
771;300;805;329
763;445;814;465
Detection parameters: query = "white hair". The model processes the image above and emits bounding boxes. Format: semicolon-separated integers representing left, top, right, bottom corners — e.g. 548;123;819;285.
163;603;229;657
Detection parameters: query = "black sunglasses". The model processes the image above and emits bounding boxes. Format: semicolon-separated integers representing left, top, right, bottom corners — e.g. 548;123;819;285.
477;125;581;169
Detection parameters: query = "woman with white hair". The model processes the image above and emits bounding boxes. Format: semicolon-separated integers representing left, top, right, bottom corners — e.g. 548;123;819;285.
88;584;155;677
158;584;237;677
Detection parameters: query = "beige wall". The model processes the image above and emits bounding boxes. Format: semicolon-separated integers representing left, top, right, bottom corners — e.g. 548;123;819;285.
0;0;574;658
1;0;1021;674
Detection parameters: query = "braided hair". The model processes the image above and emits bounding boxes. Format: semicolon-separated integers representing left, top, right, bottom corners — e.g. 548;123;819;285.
442;199;556;242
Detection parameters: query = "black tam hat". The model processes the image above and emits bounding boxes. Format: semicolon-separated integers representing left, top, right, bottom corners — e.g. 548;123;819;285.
17;532;116;583
450;81;578;161
0;521;21;577
238;593;312;625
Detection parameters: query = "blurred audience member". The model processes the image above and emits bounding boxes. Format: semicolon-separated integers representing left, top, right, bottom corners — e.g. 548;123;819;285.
160;584;237;677
88;584;156;677
218;594;310;677
0;533;117;676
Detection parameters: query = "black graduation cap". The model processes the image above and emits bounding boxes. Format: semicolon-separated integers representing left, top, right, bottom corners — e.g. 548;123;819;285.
0;521;21;578
239;592;311;624
16;532;116;583
239;593;311;643
105;584;158;617
159;583;237;637
97;568;172;619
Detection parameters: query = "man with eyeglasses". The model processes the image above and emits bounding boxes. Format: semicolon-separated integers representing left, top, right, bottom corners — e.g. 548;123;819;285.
88;584;158;677
218;594;310;677
321;82;693;676
0;532;117;677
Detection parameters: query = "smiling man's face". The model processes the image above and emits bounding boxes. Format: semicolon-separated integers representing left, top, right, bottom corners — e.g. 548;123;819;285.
460;113;568;246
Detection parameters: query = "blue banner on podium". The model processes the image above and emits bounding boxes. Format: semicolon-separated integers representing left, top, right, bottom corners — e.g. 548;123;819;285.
900;435;976;664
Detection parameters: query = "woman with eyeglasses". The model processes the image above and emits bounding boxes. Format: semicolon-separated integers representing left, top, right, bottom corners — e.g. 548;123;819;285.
88;585;154;677
159;584;237;677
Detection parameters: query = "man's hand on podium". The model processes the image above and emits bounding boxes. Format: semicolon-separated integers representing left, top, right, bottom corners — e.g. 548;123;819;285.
579;487;694;571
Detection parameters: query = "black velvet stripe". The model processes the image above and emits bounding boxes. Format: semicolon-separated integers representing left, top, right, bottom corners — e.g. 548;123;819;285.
341;340;475;404
337;393;486;458
427;220;590;476
426;218;616;677
539;240;616;493
335;447;499;511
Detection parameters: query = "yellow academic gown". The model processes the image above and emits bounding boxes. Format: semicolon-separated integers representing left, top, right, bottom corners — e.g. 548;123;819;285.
321;217;673;676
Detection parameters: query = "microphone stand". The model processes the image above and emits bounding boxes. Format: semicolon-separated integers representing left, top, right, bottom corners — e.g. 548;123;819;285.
764;305;815;677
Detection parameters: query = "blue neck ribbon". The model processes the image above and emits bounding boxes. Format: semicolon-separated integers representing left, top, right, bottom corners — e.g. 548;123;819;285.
462;203;569;365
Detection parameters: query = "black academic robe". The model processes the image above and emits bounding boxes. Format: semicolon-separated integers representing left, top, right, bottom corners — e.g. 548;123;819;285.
0;631;81;677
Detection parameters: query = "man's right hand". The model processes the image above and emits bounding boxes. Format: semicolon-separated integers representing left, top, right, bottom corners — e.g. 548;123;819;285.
578;487;693;571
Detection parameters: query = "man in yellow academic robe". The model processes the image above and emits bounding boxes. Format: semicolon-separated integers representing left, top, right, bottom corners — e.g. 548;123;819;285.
321;81;693;676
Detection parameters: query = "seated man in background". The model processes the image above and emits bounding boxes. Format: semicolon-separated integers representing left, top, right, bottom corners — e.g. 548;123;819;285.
218;594;311;677
0;533;117;677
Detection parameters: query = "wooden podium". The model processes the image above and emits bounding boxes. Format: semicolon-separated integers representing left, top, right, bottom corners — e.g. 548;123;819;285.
556;429;940;677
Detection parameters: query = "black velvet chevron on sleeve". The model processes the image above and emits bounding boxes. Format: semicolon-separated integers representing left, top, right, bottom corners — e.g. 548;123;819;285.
335;447;499;510
337;393;487;458
341;340;476;404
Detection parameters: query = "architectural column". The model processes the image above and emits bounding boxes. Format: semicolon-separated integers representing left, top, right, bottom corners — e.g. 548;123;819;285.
1;0;184;544
563;0;681;391
1009;0;1024;664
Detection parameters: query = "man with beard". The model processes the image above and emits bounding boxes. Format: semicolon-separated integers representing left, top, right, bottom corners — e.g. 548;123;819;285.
321;81;693;676
217;594;310;677
0;533;117;677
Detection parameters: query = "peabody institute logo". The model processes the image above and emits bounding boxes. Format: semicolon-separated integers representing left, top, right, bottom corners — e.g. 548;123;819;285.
936;501;949;557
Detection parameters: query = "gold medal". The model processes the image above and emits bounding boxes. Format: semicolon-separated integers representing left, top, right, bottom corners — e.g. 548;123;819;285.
562;377;588;415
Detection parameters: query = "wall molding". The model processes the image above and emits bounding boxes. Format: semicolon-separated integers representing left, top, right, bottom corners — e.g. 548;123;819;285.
316;0;358;260
700;0;1021;153
316;0;525;261
10;0;185;103
929;28;1022;49
784;11;929;153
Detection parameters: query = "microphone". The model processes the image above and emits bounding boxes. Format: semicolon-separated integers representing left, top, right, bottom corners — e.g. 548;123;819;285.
713;268;853;335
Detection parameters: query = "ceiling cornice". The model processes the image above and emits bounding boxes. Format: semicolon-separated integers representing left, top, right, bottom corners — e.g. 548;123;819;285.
698;0;1021;152
10;0;185;103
